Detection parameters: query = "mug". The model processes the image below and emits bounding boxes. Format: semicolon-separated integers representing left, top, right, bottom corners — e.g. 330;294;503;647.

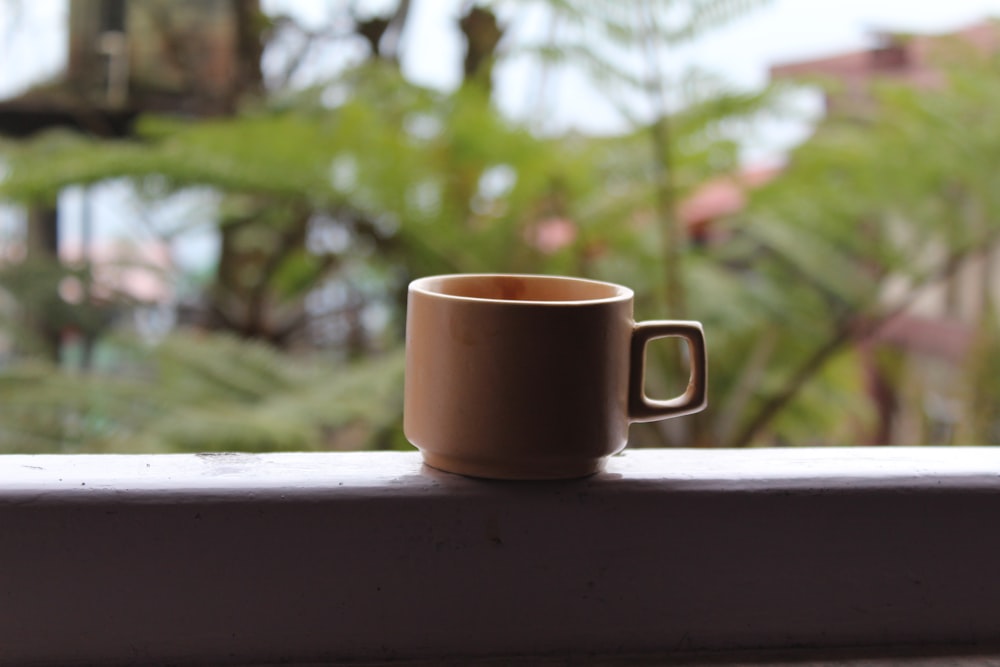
403;274;707;480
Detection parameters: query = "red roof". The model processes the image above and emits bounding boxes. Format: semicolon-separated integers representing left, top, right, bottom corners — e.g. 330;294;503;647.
770;19;1000;93
678;163;782;226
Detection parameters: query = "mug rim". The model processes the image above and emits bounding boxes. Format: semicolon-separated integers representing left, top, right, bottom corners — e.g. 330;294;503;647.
409;273;633;306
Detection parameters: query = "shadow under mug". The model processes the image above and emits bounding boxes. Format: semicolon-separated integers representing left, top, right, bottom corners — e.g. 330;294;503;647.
403;274;707;480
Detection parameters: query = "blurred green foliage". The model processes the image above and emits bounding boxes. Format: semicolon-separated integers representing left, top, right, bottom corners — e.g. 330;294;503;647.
1;3;999;451
0;332;404;452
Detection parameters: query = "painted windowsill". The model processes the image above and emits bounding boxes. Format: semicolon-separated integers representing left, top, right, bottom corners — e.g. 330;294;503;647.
1;447;999;666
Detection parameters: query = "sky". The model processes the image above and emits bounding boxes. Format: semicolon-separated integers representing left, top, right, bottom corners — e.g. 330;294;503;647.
3;0;1000;164
3;1;1000;141
5;2;1000;117
257;0;1000;148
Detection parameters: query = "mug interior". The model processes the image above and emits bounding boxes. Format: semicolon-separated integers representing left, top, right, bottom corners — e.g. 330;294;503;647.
412;274;630;303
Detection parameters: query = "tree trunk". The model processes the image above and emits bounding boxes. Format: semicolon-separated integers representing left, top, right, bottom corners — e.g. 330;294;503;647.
231;0;265;108
459;6;503;92
25;206;62;363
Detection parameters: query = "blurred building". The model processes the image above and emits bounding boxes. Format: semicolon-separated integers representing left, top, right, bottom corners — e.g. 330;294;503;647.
770;20;1000;117
768;19;1000;444
0;1;258;361
66;0;248;116
0;0;252;137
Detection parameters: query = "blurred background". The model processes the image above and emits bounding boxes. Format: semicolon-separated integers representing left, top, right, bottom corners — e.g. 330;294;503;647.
1;0;999;452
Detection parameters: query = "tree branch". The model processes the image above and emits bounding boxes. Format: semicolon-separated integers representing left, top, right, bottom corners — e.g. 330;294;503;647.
730;230;999;446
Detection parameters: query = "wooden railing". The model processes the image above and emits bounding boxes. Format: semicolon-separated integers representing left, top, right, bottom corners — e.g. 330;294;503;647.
1;448;999;666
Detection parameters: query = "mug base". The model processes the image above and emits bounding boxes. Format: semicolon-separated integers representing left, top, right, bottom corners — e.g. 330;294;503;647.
420;451;605;481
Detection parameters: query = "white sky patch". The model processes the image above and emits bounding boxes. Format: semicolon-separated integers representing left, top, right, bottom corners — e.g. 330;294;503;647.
407;180;441;217
0;0;66;98
477;164;517;201
329;154;359;192
403;111;443;141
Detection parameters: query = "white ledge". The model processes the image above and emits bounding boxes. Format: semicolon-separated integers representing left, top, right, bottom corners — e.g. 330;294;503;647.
1;448;1000;666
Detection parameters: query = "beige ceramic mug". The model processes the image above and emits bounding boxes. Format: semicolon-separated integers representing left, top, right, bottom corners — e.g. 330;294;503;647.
403;274;707;480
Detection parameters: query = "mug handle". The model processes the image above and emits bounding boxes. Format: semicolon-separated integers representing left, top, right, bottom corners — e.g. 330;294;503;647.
628;321;707;423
